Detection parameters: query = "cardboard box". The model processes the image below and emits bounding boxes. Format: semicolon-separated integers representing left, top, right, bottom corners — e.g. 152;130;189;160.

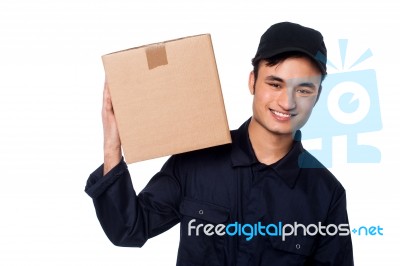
102;34;231;163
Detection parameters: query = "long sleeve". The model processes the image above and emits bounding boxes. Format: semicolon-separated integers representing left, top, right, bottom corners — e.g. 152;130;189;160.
85;156;182;247
308;185;354;266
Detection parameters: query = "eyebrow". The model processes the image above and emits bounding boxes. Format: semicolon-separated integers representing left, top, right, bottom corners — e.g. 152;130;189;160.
264;75;317;89
297;82;317;89
264;75;284;83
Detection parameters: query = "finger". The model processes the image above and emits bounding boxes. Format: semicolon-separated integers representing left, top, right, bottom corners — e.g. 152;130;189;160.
102;82;114;112
102;82;107;107
103;82;109;104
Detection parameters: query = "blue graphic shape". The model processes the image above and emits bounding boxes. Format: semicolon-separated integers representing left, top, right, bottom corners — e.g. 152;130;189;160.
339;39;348;69
301;69;382;167
339;92;359;113
349;49;373;69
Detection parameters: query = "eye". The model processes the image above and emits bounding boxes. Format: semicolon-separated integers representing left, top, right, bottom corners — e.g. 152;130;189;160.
267;83;282;89
296;89;312;94
295;82;317;96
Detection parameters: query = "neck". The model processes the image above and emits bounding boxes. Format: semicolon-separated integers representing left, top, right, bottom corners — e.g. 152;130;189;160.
248;117;294;165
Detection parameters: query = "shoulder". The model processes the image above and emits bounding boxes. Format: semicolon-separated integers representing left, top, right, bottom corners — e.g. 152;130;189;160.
297;147;345;195
168;129;240;168
178;130;237;160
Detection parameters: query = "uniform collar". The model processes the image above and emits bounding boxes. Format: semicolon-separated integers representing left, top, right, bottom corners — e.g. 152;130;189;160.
230;117;304;188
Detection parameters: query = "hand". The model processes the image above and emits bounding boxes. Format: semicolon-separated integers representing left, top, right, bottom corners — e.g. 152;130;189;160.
102;81;122;175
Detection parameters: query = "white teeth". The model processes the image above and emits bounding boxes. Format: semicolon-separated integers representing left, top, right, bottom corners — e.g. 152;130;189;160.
271;110;291;118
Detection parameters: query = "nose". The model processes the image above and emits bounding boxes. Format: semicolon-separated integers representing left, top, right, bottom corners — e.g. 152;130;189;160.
278;88;296;110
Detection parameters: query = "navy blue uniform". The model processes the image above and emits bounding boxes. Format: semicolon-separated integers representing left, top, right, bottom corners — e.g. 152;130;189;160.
85;118;353;265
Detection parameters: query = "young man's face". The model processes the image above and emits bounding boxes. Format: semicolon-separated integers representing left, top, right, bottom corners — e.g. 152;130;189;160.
249;57;322;136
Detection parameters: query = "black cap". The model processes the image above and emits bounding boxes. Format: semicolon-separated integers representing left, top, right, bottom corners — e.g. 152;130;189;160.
253;22;327;75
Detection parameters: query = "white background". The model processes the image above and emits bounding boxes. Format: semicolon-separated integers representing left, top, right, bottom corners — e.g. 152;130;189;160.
1;0;399;265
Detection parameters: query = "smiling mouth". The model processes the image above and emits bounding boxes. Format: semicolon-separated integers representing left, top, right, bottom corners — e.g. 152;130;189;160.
270;109;296;118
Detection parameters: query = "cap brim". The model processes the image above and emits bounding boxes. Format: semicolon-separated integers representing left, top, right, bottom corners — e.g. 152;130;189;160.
254;47;327;75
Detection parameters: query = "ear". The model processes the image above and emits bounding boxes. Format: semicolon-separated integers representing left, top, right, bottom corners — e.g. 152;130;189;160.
248;71;255;95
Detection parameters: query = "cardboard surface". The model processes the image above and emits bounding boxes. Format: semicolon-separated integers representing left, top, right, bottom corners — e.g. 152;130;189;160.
102;34;231;163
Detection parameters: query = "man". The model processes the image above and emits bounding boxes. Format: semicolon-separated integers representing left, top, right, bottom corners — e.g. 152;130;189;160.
85;22;354;265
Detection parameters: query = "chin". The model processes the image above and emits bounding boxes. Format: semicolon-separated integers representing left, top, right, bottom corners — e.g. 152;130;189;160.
265;124;294;136
271;129;294;136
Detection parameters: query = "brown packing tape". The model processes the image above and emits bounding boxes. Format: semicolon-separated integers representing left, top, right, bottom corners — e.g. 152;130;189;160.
146;44;168;70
